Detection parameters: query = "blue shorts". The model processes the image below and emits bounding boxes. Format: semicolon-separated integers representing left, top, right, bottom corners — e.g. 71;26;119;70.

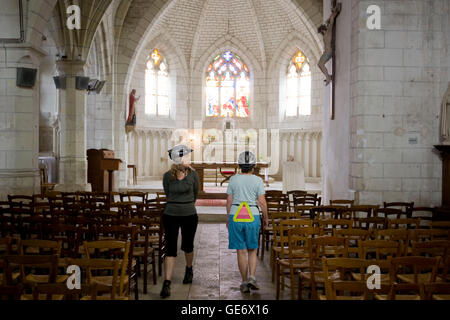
228;215;261;250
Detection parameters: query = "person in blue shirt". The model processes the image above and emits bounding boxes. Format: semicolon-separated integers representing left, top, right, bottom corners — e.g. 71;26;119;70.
226;151;268;293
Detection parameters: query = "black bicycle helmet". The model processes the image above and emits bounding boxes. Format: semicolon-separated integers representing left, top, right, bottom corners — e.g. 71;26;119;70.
238;151;256;171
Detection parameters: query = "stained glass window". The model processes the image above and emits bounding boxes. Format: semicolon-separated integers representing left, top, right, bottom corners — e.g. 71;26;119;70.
206;51;250;118
286;51;312;117
145;49;170;117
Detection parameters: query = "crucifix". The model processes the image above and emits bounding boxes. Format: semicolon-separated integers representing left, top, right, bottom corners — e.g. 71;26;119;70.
317;0;342;120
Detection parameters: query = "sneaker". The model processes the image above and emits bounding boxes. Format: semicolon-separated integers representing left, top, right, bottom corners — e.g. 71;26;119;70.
247;276;260;290
160;280;171;298
240;282;250;293
183;267;193;284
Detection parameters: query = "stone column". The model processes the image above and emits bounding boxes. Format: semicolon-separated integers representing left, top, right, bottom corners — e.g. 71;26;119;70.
152;131;160;177
303;133;310;178
311;133;318;178
137;132;144;177
295;133;303;164
144;131;150;177
289;134;295;159
55;60;91;192
160;132;167;173
281;133;288;177
0;47;42;199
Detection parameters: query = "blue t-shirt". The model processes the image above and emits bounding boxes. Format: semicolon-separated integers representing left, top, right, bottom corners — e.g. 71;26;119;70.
227;174;265;216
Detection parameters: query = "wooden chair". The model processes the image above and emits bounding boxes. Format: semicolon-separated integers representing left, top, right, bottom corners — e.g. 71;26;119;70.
0;283;23;300
141;206;165;277
322;257;371;300
407;240;450;283
18;239;68;284
49;224;82;260
260;197;289;259
422;283;450;300
67;258;126;300
340;206;374;220
374;229;410;256
333;229;371;257
31;283;101;301
7;195;34;239
94;226;138;299
219;167;237;186
431;221;450;230
130;218;157;293
270;217;312;282
295;193;321;207
353;217;386;230
287;190;307;210
374;208;404;219
310;206;341;220
0;237;13;285
384;202;414;218
392;256;441;290
387;218;420;230
39;165;56;195
354;240;401;284
410;228;450;242
298;236;349;300
3;254;59;298
83;240;130;299
316;219;353;236
119;192;147;215
411;207;434;228
375;256;440;300
292;205;314;218
275;226;317;300
329;200;354;208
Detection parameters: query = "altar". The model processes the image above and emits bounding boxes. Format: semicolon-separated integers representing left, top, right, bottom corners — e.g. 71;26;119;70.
191;162;270;199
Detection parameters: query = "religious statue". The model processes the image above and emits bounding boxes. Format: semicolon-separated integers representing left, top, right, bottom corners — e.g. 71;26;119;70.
317;0;342;86
126;89;140;126
440;83;450;145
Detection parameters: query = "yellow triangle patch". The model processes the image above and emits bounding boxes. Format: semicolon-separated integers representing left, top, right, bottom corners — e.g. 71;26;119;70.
233;202;255;222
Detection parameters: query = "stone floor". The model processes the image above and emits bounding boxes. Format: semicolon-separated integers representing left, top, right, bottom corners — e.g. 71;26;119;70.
135;223;294;300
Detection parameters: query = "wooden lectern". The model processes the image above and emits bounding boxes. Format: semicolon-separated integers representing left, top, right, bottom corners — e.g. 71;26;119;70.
87;149;122;192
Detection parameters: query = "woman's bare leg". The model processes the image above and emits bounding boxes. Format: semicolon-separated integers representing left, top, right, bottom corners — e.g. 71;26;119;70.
247;249;258;278
164;256;175;281
185;251;194;268
237;249;249;282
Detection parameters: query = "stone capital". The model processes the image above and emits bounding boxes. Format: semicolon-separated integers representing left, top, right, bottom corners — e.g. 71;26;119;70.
56;60;87;76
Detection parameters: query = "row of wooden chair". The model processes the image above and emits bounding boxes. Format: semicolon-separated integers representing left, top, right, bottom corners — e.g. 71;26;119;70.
272;223;450;300
1;251;127;300
0;221;158;299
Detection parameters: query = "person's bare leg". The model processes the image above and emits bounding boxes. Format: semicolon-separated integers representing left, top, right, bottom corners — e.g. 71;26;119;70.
237;249;249;282
247;249;258;278
185;251;194;268
164;256;176;281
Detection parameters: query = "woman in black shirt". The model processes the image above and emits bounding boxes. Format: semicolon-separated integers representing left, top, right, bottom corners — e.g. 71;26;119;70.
160;161;199;298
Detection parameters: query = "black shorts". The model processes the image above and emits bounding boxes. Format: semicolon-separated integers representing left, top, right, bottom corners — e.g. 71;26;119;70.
163;214;198;257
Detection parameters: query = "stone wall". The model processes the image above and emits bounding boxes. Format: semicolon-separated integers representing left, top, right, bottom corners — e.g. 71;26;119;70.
323;0;449;206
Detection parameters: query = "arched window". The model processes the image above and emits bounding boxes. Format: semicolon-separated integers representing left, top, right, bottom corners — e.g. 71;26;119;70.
286;51;312;117
205;50;250;118
145;49;169;117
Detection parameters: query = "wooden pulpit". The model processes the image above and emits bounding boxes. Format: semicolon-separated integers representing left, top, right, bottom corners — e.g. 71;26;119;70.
87;149;122;193
100;158;122;192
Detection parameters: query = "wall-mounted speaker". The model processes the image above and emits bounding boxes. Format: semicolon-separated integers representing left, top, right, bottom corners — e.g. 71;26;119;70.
87;79;99;92
75;76;90;90
95;80;106;94
16;67;37;88
53;76;66;89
